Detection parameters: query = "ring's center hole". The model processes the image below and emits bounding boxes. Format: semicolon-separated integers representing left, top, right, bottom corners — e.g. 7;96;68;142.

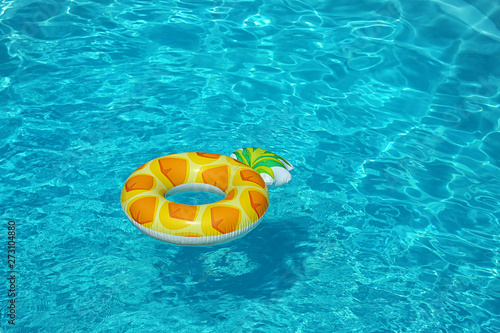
165;183;225;205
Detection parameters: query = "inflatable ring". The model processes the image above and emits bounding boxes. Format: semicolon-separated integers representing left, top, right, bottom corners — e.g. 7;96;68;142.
120;147;293;246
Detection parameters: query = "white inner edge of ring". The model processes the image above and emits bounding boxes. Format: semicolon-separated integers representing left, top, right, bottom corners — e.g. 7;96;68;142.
165;183;226;200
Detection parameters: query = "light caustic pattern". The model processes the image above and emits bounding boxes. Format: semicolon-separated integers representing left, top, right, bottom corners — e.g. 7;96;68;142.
120;153;269;240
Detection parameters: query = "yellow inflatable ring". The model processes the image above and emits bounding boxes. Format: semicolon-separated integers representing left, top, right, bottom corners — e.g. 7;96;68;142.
120;152;270;246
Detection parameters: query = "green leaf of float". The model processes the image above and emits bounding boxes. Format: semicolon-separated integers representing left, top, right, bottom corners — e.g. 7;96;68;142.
232;150;250;166
232;147;293;180
251;159;285;178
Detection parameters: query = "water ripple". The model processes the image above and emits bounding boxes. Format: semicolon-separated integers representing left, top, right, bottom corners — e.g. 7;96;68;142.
1;0;500;332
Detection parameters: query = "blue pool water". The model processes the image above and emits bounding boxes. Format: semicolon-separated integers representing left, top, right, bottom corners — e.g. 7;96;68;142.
1;0;500;331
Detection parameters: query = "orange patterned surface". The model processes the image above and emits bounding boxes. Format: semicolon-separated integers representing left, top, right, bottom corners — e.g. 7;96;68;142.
121;152;269;240
222;189;237;201
248;190;268;218
158;158;188;187
210;206;240;234
201;165;229;192
125;175;155;192
238;169;266;189
168;202;198;221
187;152;221;165
196;152;220;159
129;197;157;224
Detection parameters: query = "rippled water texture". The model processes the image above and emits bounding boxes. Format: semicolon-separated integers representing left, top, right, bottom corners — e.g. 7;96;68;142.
1;0;499;332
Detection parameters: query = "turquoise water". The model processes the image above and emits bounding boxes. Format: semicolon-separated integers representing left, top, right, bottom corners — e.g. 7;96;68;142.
1;0;500;331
